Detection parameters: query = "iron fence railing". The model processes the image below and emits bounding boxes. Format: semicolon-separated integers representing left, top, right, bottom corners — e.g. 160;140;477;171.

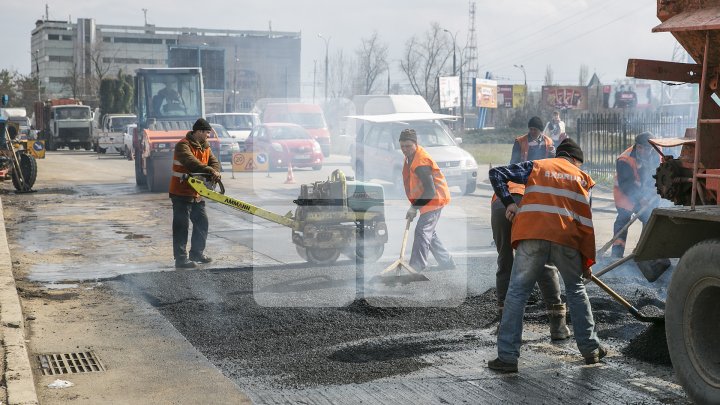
575;112;694;179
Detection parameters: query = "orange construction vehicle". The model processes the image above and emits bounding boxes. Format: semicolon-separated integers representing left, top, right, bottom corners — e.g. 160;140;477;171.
625;1;720;403
133;68;219;192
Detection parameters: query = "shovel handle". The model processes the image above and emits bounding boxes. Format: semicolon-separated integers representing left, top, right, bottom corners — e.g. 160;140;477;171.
398;217;413;258
590;275;663;323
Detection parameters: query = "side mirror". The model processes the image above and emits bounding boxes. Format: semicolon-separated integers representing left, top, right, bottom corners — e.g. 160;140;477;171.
455;137;463;145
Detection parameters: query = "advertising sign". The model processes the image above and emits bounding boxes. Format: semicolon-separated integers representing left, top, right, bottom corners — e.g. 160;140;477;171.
542;86;588;110
438;76;461;109
474;79;498;108
512;85;526;108
497;85;513;108
231;152;269;172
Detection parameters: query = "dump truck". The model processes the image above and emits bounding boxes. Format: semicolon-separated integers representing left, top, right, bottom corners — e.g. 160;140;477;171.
33;98;94;151
624;1;720;403
132;68;219;192
97;113;136;154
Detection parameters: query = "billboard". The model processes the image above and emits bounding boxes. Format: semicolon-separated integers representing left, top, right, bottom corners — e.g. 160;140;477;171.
438;76;461;109
474;79;497;108
542;86;588;110
497;85;526;108
512;85;526;108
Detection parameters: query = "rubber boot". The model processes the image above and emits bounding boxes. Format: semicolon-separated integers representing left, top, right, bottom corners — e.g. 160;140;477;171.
549;303;570;340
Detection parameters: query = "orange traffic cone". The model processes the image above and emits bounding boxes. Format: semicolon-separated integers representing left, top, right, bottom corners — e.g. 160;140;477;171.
284;163;295;184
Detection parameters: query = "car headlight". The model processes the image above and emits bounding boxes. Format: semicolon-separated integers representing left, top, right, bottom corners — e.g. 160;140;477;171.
464;158;478;168
271;142;284;152
312;141;322;153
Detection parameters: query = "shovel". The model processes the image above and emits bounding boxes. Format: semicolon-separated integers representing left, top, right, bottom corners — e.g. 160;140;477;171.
589;275;664;323
371;217;430;286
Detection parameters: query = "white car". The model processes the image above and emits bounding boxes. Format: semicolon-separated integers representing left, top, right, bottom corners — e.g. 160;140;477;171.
123;124;137;160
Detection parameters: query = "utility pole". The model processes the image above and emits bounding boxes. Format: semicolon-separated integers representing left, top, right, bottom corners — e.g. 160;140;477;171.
34;50;41;102
318;34;330;102
443;28;463;130
312;59;317;103
142;8;148;25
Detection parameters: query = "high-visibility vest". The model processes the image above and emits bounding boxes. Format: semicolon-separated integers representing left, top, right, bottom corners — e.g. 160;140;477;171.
613;146;639;211
169;137;211;198
491;134;553;202
402;145;451;214
511;158;596;269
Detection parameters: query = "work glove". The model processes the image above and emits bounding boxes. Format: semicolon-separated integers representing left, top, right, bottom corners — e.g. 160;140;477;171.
406;206;418;221
210;170;222;183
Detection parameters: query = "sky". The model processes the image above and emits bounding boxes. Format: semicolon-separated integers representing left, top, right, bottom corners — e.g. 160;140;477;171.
4;0;680;95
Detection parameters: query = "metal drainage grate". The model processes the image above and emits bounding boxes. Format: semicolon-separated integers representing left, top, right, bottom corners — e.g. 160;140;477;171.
37;351;105;375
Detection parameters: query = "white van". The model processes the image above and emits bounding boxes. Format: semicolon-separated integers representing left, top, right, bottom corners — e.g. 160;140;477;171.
206;113;258;145
348;95;478;195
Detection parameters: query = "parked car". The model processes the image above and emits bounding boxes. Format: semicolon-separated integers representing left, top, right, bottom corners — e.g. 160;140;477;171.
244;123;323;170
260;103;331;157
210;123;241;164
206;113;258;146
350;119;478;194
123;124;137;160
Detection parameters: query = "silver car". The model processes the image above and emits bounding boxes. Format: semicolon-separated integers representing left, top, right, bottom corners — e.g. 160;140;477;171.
350;120;478;195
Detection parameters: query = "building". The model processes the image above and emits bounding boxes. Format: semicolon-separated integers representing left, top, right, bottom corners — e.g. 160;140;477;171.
31;18;301;113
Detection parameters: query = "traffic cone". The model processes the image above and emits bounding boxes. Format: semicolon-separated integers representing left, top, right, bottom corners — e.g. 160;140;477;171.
284;163;295;184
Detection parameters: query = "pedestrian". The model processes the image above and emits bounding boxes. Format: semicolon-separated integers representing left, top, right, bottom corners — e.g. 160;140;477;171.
487;138;605;372
611;131;660;258
169;118;222;269
399;128;456;272
543;111;566;147
491;117;569;340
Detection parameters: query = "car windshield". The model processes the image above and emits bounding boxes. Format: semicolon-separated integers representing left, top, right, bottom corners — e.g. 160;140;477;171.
56;107;90;120
270;126;310;140
146;73;202;119
211;125;232;138
400;121;456;147
214;115;255;130
110;116;136;131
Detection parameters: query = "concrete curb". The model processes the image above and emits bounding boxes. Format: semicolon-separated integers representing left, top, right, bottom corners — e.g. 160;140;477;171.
0;198;39;405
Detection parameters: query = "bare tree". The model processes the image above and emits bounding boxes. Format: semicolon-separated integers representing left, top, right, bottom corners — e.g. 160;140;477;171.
88;37;118;98
328;49;357;99
578;64;589;87
544;65;554;86
62;62;83;99
400;22;453;109
356;31;389;95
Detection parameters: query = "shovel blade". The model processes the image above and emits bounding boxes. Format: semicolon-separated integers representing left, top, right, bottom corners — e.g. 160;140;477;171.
369;272;430;287
637;259;671;283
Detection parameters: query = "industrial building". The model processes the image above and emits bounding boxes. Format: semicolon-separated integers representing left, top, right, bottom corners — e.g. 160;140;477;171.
30;18;302;113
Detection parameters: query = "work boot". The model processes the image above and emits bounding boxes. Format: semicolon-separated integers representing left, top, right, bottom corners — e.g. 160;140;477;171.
189;254;213;264
610;245;624;259
432;257;457;271
488;358;518;373
175;258;197;269
584;346;608;365
549;303;571;341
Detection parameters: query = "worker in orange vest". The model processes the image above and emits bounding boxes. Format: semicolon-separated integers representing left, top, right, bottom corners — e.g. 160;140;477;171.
399;128;456;272
169;118;222;269
487;138;605;372
611;132;660;258
491;116;569;340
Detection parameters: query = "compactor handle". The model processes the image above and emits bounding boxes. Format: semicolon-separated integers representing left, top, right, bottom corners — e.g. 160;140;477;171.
185;172;225;194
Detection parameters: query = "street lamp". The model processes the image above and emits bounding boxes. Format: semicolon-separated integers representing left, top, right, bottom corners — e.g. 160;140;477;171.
442;29;463;130
442;29;457;76
513;64;527;108
33;50;41;102
317;33;330;102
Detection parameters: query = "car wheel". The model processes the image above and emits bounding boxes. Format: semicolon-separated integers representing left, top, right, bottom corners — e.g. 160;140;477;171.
312;164;322;171
462;178;477;195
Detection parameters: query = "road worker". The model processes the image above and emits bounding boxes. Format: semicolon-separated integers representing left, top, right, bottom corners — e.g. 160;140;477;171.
487;138;605;372
491;116;570;340
399;128;456;272
169;118;222;269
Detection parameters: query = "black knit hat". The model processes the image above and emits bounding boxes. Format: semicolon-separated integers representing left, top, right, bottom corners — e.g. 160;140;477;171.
528;116;544;131
555;138;584;163
635;131;652;145
399;128;417;143
193;118;212;132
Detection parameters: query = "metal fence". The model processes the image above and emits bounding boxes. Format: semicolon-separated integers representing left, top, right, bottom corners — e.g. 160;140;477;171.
575;112;694;179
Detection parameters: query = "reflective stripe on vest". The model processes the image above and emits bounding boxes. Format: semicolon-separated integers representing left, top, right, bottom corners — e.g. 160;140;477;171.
402;145;451;214
169;138;211;197
613;146;639;211
511;158;596;268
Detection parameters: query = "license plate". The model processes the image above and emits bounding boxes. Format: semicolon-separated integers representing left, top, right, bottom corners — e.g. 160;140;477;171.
444;169;461;177
295;154;310;159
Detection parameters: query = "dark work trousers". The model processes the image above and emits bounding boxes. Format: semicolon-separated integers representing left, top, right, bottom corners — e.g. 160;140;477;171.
490;195;562;307
611;206;652;257
171;196;209;260
409;208;453;271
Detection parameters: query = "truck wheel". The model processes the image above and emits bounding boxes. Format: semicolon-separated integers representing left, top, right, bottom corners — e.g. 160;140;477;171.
146;158;170;193
305;248;340;265
135;157;147;186
11;153;38;192
666;239;720;404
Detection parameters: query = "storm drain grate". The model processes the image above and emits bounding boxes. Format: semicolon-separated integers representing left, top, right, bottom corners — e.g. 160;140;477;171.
37;351;105;375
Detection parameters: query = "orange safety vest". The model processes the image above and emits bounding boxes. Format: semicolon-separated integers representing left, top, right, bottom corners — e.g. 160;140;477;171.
402;145;451;214
511;158;596;269
169;137;211;198
492;134;554;202
613;146;639;211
